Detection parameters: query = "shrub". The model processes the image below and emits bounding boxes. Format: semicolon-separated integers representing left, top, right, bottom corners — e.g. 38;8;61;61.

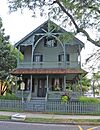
61;93;70;103
79;96;100;103
0;93;20;100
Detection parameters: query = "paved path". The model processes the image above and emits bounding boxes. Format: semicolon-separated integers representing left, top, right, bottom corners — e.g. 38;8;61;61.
0;111;100;119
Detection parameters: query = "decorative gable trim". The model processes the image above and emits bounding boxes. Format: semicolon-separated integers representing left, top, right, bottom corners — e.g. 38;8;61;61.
15;20;84;48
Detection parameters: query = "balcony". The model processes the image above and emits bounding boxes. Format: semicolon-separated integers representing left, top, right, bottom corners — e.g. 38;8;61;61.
17;61;81;69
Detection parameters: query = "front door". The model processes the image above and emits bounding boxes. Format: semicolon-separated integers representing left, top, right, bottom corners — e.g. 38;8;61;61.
37;79;46;97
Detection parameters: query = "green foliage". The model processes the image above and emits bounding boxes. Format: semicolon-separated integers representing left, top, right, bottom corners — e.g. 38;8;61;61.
77;76;91;94
8;0;100;48
81;76;91;92
61;94;70;103
81;76;91;87
0;93;20;100
8;0;100;31
0;17;19;80
58;32;74;43
79;96;100;103
0;17;23;95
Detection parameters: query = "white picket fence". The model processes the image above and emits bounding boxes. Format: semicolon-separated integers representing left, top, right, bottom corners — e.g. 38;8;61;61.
0;99;100;114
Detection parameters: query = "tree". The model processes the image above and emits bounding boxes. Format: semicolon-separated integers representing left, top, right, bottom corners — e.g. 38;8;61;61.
8;0;100;47
0;17;17;80
77;76;91;94
81;76;91;93
91;72;100;97
0;17;24;80
0;17;23;95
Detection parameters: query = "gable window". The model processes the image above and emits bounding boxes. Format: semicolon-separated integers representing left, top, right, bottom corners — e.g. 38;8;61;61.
33;55;43;62
58;54;70;62
44;37;57;47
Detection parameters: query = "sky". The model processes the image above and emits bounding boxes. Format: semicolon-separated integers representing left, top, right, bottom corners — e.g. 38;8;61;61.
0;0;99;71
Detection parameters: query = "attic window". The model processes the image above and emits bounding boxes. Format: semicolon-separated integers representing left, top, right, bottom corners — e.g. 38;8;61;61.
44;37;57;47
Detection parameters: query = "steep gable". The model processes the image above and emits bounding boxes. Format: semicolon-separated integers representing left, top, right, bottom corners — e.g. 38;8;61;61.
15;20;84;48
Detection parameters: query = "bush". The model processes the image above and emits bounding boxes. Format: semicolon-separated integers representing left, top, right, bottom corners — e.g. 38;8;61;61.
61;93;70;103
0;93;20;100
79;96;100;103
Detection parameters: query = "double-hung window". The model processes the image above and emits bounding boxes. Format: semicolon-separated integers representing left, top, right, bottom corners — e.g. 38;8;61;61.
33;55;43;62
58;54;70;62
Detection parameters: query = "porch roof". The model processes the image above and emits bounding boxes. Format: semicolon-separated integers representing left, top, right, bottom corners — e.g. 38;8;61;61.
11;68;87;75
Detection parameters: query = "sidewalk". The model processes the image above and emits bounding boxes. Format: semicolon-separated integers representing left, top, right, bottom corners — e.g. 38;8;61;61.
0;111;100;120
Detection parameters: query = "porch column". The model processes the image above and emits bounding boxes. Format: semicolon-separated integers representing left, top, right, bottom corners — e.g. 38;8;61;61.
79;44;81;68
30;75;33;99
31;36;35;68
63;75;66;91
63;42;66;68
18;45;20;65
79;75;83;96
46;75;49;92
72;83;76;92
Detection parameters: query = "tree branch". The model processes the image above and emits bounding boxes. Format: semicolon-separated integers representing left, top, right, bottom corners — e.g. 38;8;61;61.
79;28;100;47
55;0;80;31
54;0;100;47
88;6;100;14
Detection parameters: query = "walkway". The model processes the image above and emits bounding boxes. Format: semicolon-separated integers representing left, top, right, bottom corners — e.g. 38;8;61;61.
0;111;100;119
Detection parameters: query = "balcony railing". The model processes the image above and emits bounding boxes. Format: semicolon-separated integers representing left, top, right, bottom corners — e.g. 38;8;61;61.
17;61;81;69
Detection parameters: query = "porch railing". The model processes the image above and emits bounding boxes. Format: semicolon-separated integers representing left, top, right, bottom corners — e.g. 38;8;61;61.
17;61;80;69
47;91;81;101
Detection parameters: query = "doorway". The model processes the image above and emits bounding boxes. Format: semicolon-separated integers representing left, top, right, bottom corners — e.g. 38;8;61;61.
37;79;46;97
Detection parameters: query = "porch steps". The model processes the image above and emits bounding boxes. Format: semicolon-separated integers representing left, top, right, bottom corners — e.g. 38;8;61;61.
24;97;46;112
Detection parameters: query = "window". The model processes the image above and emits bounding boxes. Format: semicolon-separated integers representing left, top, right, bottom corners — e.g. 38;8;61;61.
52;78;62;91
66;54;70;62
33;55;43;62
58;54;70;62
58;54;63;62
44;37;57;47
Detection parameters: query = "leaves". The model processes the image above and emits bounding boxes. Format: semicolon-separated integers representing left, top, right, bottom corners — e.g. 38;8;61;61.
0;17;18;80
8;0;100;47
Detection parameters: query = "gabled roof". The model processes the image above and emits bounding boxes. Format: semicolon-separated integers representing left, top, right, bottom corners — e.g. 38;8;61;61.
15;20;84;48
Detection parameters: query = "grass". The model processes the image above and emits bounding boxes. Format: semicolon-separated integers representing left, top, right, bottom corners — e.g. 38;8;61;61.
25;118;100;124
0;115;10;120
1;109;100;116
79;96;100;103
0;115;100;125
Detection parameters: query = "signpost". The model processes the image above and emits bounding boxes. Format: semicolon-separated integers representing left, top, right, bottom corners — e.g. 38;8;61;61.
20;82;25;103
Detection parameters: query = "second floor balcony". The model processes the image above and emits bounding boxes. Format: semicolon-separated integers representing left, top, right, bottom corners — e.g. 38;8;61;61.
17;61;81;69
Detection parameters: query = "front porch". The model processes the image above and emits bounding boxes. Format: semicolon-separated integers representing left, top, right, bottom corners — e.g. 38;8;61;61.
15;71;82;101
16;74;66;99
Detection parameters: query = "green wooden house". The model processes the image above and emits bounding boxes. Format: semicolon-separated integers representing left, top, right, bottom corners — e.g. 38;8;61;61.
11;20;86;101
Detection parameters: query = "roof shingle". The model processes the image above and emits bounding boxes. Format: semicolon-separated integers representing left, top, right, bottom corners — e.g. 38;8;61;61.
11;68;86;75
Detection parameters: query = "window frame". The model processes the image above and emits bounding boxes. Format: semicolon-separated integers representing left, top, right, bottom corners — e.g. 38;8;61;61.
33;54;43;62
44;37;57;47
58;54;70;62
